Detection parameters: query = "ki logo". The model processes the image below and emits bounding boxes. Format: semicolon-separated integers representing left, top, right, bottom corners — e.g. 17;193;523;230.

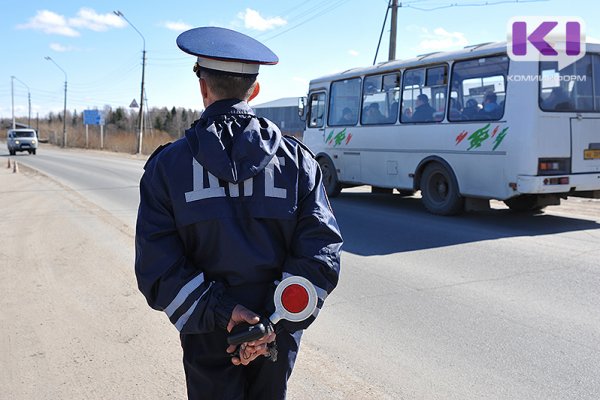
507;16;586;70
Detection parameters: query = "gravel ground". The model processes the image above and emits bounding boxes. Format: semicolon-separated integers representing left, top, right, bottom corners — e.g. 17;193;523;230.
0;162;378;399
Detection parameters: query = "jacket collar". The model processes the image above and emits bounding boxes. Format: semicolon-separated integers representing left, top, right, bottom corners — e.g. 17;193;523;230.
201;98;255;119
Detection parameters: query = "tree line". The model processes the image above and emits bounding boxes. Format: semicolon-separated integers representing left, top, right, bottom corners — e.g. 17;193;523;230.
45;105;202;138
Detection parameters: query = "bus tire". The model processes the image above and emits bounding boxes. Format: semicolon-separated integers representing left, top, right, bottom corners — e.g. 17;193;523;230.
504;195;546;213
420;163;464;215
318;157;342;197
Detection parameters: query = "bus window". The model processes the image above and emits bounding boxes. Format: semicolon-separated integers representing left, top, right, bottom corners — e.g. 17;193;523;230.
593;54;600;111
329;78;361;126
539;54;599;112
595;55;600;109
307;92;326;128
401;65;447;123
361;72;400;125
449;55;509;121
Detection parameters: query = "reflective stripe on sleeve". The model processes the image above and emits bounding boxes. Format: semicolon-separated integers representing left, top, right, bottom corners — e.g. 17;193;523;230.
174;282;213;331
164;273;205;317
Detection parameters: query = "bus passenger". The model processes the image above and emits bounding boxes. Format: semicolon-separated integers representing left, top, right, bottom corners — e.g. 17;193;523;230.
479;92;502;119
363;103;385;124
462;98;479;120
411;94;436;122
337;107;355;125
448;97;463;120
388;101;399;122
542;87;571;111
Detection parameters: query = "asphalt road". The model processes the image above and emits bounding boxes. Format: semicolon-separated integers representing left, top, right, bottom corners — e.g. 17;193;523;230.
6;144;600;399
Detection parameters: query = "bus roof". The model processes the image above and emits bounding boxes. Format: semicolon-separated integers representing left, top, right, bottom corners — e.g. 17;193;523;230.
309;41;600;85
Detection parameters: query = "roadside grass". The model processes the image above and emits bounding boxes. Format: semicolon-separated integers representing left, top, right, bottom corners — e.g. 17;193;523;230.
37;121;175;155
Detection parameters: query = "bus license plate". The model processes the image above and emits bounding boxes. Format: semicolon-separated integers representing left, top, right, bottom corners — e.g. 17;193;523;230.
584;149;600;160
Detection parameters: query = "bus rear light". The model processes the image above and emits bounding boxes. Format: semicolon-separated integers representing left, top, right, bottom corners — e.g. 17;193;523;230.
543;177;569;185
538;158;570;175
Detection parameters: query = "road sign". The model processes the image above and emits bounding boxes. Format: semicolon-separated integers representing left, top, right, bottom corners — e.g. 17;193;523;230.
130;99;139;108
83;109;104;126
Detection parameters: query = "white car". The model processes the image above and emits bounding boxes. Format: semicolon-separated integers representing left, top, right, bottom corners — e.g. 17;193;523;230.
7;129;38;155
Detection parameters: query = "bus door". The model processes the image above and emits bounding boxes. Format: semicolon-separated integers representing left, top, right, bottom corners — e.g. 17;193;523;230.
540;54;600;173
327;78;363;183
571;117;600;172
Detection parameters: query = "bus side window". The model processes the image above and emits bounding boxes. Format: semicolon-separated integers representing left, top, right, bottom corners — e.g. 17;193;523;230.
540;54;596;112
361;72;400;125
449;56;509;122
329;78;361;127
307;92;326;128
401;65;447;123
595;54;600;110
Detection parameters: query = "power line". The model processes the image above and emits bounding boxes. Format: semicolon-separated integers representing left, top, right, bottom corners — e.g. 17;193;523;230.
404;0;547;11
373;0;549;64
260;0;348;42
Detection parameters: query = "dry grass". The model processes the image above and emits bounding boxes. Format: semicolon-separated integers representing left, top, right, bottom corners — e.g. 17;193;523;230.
38;121;175;155
13;119;302;155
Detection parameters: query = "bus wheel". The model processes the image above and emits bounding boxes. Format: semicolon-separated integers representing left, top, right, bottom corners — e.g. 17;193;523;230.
504;195;546;213
318;157;342;197
420;163;464;215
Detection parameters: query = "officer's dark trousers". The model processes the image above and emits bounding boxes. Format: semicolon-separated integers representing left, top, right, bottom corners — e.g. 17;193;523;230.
181;329;302;400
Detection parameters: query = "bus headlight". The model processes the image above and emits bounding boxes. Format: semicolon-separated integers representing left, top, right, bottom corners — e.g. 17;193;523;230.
14;140;20;144
538;158;570;175
31;140;36;144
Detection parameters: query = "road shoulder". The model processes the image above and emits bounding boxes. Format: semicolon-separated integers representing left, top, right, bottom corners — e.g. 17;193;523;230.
0;165;186;399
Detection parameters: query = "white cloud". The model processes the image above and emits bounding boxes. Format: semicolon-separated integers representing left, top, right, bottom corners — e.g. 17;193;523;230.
416;27;469;52
17;10;80;37
238;8;286;31
348;49;359;57
69;8;126;31
162;21;193;32
17;8;125;37
49;43;73;52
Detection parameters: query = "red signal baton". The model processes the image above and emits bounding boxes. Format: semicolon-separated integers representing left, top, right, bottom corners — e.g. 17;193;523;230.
227;276;318;346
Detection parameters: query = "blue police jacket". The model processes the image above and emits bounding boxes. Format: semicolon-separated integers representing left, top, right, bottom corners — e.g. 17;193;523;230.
135;99;343;335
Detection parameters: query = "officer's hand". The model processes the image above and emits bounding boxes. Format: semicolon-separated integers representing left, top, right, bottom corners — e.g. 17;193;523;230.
228;332;276;366
226;304;260;333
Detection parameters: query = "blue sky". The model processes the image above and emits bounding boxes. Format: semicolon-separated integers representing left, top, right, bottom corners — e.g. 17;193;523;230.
2;0;599;118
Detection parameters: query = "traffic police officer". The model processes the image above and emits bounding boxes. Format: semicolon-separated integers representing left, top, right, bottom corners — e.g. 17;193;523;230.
135;26;343;399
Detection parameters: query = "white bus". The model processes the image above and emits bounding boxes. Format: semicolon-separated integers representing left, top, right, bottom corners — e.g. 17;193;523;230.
298;42;600;215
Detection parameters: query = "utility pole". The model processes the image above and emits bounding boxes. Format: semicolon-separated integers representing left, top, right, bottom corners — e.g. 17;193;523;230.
389;0;398;61
11;76;15;129
45;56;68;147
12;76;31;127
114;10;146;155
139;48;146;153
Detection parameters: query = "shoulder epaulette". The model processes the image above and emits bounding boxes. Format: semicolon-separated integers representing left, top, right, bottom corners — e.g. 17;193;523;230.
284;135;315;158
144;142;172;170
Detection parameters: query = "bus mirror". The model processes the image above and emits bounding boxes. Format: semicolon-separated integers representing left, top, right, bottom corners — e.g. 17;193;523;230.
298;97;307;121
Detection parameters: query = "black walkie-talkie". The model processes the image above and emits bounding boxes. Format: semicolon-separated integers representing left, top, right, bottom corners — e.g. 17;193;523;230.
227;318;270;346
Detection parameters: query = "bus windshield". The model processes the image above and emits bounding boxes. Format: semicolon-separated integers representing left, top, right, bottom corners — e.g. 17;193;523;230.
539;53;600;112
